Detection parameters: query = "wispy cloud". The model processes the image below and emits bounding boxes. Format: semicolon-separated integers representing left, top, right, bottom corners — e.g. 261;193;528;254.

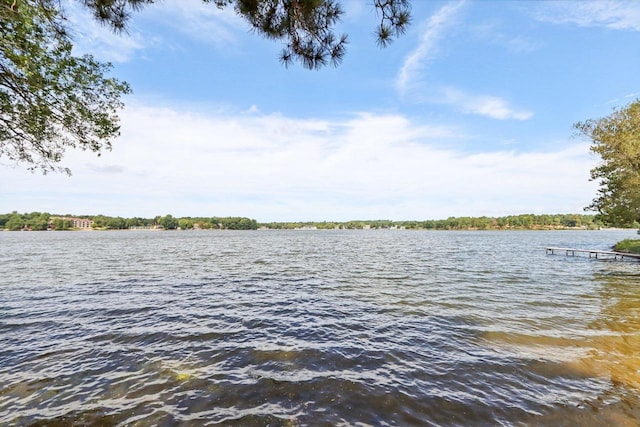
145;0;246;47
606;92;640;105
394;3;532;121
65;0;246;62
533;0;640;32
395;1;466;94
65;2;147;63
439;87;533;120
470;23;539;54
0;103;590;220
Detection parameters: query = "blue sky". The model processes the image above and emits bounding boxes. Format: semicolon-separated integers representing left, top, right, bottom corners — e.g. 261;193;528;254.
2;0;639;221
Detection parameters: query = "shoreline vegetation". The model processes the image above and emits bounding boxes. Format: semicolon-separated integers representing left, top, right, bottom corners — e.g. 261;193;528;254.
0;211;626;232
613;239;640;255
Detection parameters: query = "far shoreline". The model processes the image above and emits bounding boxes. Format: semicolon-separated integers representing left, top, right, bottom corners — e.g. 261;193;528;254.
4;212;637;233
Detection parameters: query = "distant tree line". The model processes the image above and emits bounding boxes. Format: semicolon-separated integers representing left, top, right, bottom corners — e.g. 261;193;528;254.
0;212;617;232
262;214;606;230
0;212;258;231
0;211;51;231
89;214;258;230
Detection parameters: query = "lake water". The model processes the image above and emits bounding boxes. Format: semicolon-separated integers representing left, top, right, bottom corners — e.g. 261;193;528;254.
1;229;639;426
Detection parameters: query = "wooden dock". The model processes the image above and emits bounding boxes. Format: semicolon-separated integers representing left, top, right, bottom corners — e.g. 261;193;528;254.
545;247;640;261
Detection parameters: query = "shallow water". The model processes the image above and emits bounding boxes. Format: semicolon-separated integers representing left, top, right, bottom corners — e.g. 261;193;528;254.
1;229;639;426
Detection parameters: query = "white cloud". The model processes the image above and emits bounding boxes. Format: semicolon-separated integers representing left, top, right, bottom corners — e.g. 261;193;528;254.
533;0;640;32
0;103;594;221
439;87;533;120
396;1;466;94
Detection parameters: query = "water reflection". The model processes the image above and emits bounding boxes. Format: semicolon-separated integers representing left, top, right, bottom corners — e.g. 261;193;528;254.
487;262;640;425
568;267;640;425
582;269;640;388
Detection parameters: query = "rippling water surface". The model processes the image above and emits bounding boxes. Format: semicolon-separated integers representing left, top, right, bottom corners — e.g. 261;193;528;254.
1;230;639;426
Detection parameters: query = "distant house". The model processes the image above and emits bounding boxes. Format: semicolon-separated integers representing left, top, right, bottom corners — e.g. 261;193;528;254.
71;218;93;229
50;217;94;229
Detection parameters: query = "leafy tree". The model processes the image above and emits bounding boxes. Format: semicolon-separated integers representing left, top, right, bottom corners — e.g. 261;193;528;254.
217;216;258;230
91;214;108;228
0;212;10;227
27;212;50;230
197;220;213;229
105;216;126;229
125;217;144;228
1;0;131;174
575;100;640;227
5;213;25;230
158;214;178;230
52;217;72;230
178;218;194;230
